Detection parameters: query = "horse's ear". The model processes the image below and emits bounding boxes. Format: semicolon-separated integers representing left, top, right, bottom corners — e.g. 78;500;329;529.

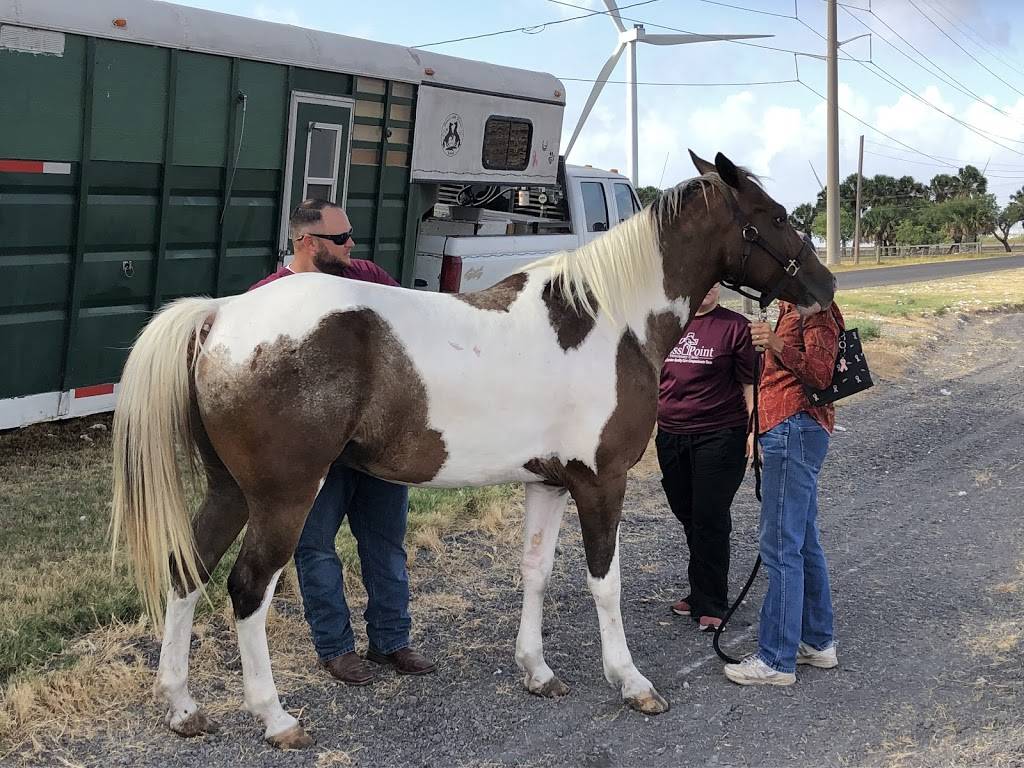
714;152;742;189
689;149;716;176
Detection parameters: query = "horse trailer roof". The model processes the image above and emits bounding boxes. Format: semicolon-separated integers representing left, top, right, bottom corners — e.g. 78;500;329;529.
0;0;565;104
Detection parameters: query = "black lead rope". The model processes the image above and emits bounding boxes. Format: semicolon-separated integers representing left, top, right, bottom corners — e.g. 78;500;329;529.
712;307;767;665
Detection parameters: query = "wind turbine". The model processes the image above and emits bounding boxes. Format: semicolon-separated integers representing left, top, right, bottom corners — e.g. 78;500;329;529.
563;0;772;186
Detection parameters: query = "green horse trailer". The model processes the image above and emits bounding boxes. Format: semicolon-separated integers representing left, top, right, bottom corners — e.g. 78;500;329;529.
0;0;565;429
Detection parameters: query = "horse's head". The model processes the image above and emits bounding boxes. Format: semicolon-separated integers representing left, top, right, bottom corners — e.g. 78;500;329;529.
688;150;836;315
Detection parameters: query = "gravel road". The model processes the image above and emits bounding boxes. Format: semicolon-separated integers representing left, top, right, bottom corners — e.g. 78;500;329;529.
33;312;1024;768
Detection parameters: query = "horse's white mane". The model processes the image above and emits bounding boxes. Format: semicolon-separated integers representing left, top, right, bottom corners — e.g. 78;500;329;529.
526;175;730;324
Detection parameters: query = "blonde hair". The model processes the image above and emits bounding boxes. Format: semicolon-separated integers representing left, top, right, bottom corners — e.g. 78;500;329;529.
529;176;730;324
528;208;663;324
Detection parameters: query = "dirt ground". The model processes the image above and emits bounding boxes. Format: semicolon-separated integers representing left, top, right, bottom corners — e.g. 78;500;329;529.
7;312;1024;768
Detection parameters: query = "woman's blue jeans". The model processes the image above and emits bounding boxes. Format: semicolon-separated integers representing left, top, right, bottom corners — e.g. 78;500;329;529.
757;412;834;673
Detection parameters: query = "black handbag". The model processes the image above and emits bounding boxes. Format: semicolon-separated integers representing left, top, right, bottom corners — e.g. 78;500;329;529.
804;327;874;405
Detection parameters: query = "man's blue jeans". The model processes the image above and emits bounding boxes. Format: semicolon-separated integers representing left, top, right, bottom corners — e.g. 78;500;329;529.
757;412;834;673
294;461;411;662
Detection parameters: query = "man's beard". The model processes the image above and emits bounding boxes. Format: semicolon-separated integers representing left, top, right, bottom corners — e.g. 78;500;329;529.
312;242;348;276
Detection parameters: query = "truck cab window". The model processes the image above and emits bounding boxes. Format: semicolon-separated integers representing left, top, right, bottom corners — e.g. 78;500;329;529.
581;182;609;232
614;183;639;222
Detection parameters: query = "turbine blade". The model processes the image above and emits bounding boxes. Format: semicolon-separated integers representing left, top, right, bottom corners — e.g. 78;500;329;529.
564;42;625;158
602;0;626;33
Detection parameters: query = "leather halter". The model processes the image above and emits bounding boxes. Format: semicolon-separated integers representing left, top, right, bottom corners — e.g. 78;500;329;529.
720;225;818;311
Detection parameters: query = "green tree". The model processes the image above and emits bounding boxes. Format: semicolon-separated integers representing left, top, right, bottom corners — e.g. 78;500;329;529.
811;206;854;255
929;173;960;202
992;201;1024;252
636;185;661;207
930;195;997;250
789;203;817;237
957;165;988;197
861;205;903;249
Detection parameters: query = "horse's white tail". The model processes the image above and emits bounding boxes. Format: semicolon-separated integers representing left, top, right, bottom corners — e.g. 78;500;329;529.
110;295;226;630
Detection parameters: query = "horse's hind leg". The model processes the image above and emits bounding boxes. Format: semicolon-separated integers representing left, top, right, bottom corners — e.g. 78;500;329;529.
515;482;570;698
575;476;669;715
159;461;248;737
229;486;318;750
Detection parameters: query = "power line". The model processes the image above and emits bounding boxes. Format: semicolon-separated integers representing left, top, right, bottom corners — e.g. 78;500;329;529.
863;149;1024;179
801;7;1024;152
412;0;661;48
860;61;1024;154
547;0;845;59
693;0;795;19
797;78;951;165
558;76;798;86
921;0;1024;79
837;3;1018;123
864;139;1024;171
905;0;1024;99
797;8;1024;153
923;0;1024;79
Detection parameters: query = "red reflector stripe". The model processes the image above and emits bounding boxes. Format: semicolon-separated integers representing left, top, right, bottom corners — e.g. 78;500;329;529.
74;383;115;398
0;160;72;174
0;159;45;173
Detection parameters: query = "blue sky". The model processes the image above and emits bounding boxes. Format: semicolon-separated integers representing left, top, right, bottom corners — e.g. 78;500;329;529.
176;0;1024;211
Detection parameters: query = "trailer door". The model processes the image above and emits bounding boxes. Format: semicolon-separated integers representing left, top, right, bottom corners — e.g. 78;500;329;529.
279;93;354;253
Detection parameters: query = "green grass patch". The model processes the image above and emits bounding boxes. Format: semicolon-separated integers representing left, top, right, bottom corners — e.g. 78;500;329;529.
832;249;1021;273
854;319;881;341
0;416;517;685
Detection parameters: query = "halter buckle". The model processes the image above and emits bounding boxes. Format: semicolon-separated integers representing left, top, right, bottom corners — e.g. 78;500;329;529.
785;259;801;277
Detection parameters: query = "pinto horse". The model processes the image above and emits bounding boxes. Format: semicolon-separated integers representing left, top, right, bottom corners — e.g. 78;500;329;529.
111;151;835;748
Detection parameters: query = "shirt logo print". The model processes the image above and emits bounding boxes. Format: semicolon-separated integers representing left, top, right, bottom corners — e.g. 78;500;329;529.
666;331;715;366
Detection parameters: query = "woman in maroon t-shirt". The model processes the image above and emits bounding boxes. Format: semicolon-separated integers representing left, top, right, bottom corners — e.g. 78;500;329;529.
656;283;755;631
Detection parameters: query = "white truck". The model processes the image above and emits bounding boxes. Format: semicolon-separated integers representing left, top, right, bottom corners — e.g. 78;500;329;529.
413;161;643;293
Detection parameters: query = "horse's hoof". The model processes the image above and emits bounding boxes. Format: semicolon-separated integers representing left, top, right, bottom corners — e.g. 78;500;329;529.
267;724;314;750
626;689;670;715
527;675;570;698
169;710;220;737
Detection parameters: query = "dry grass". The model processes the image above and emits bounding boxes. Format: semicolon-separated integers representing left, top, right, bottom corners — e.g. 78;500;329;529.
964;621;1022;663
875;559;1024;768
838;269;1024;320
879;719;1024;768
963;559;1024;664
0;416;525;759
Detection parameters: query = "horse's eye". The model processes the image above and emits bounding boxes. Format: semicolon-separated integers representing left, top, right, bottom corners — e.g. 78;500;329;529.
774;215;786;226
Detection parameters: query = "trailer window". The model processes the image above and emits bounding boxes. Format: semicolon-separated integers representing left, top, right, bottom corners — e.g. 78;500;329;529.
482;116;533;171
614;183;640;222
581;182;609;232
303;122;344;202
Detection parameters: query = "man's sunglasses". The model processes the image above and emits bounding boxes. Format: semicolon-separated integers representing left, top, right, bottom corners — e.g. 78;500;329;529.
305;229;354;246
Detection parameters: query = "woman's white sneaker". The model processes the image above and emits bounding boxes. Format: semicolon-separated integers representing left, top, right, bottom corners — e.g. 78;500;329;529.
723;655;796;686
796;642;838;669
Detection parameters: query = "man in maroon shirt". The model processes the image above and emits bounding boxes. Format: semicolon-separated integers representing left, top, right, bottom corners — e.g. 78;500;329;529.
249;199;436;685
656;283;755;632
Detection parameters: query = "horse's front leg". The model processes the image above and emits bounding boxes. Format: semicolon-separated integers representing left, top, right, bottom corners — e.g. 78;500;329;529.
575;476;669;715
515;482;570;697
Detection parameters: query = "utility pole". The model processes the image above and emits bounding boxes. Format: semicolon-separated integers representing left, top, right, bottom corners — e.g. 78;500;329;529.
853;134;863;265
826;0;840;266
